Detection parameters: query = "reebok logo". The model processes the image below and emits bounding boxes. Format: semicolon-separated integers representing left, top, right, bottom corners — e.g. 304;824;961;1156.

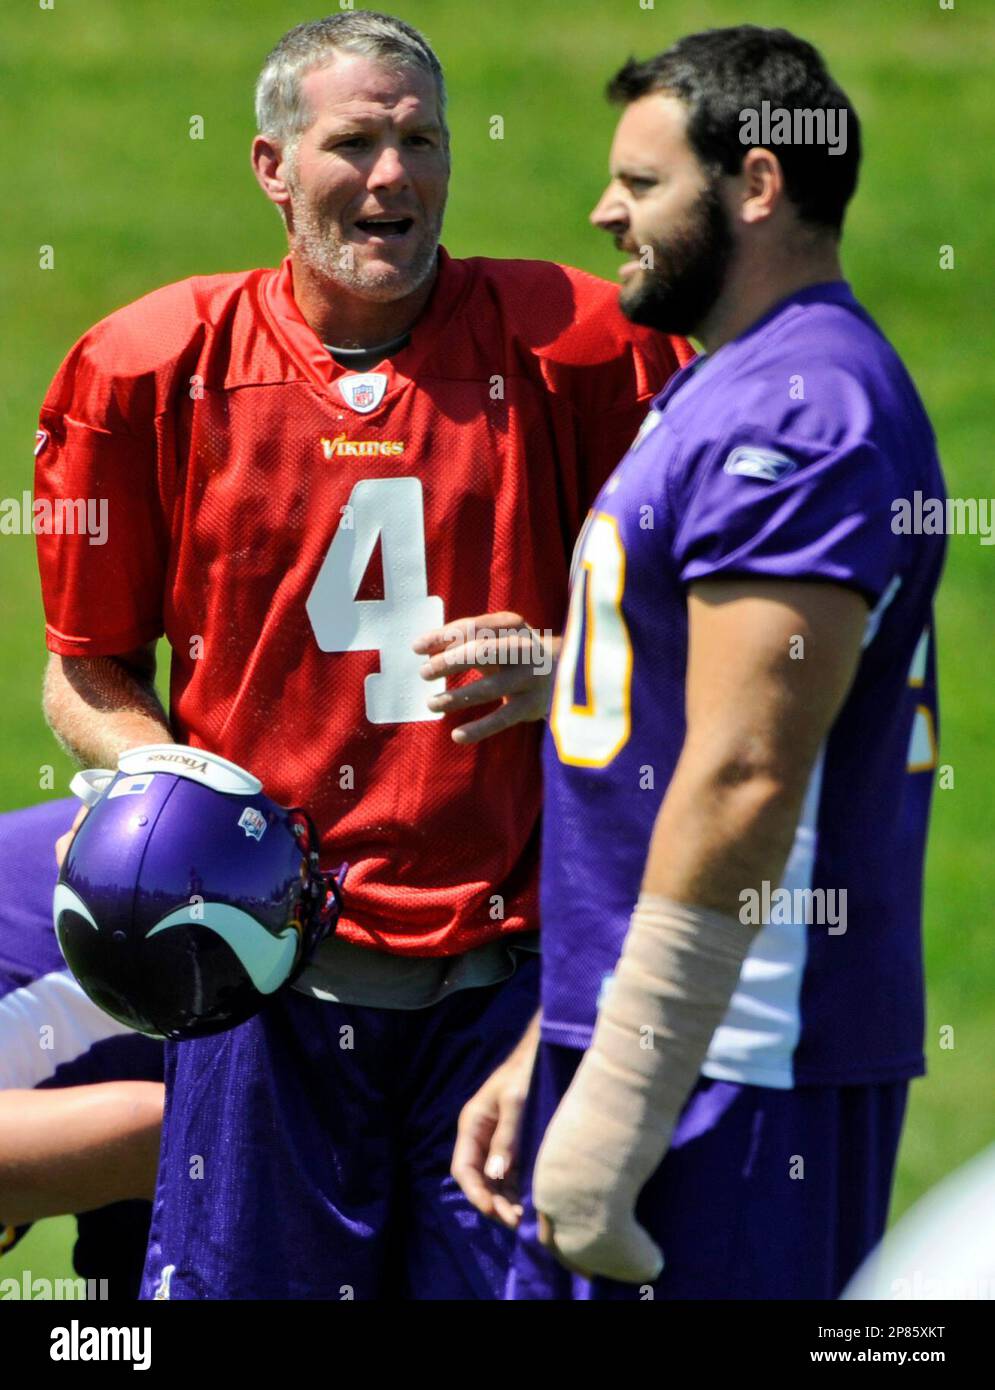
723;445;798;483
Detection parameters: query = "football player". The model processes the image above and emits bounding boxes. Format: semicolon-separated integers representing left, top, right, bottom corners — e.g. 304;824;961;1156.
0;800;163;1299
33;13;689;1298
456;26;946;1300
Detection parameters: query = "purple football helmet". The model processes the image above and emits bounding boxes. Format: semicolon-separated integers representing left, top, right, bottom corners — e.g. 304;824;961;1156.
53;745;341;1041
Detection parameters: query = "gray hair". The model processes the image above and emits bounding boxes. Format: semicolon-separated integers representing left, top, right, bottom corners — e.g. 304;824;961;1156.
255;12;448;146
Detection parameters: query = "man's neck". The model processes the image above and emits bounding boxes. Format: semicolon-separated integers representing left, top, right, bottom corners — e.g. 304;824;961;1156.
696;241;845;355
289;251;438;349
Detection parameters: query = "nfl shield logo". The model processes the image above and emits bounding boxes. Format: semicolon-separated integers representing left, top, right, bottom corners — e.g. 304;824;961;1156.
339;372;388;414
237;807;267;841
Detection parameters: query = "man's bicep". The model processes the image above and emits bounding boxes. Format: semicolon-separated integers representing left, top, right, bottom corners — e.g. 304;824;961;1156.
684;578;868;787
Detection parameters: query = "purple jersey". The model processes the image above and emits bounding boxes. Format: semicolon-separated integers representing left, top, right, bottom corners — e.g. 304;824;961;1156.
541;282;945;1087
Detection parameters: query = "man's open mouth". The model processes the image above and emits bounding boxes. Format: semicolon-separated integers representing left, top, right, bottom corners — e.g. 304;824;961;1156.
354;217;415;240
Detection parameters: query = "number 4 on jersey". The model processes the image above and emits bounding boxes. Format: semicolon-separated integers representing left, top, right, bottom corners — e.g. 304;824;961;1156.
306;477;445;724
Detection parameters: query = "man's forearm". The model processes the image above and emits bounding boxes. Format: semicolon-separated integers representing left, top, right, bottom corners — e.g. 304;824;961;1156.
645;580;867;916
0;1083;163;1225
43;651;172;768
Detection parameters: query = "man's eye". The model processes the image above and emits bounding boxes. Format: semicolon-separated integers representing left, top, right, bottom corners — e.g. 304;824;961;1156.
335;137;367;150
404;135;433;147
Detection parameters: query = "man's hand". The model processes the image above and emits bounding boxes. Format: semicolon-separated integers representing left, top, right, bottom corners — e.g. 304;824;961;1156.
451;1012;540;1227
413;613;559;744
55;805;88;869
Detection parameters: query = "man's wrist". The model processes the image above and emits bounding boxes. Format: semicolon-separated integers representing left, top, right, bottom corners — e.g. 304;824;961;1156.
505;1010;541;1070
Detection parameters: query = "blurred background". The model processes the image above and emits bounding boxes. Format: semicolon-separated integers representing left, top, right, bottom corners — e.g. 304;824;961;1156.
1;0;992;1282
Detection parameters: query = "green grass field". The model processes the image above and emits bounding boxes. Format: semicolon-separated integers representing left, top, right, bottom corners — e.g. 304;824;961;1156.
2;0;993;1286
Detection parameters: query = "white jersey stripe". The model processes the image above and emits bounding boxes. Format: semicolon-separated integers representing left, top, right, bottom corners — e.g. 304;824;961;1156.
701;747;826;1090
0;969;134;1091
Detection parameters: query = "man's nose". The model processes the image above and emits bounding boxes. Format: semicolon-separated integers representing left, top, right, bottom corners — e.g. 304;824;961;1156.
368;142;410;192
590;188;628;234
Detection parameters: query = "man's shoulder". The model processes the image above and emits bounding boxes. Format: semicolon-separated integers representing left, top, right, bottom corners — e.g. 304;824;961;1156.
675;295;923;451
453;253;683;374
743;290;916;405
41;267;277;423
461;253;616;300
75;267;270;378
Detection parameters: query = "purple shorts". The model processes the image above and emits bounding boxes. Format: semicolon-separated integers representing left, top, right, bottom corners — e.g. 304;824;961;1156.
508;1041;908;1300
140;955;539;1299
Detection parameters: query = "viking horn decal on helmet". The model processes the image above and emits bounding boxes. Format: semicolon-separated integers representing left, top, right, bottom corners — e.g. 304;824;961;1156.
145;905;300;995
53;882;100;931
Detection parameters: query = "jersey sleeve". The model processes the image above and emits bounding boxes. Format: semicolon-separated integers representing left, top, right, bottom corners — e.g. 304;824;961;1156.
671;429;901;605
35;328;170;657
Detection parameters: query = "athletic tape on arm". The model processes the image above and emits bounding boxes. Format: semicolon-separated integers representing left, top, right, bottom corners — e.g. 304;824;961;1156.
532;893;753;1283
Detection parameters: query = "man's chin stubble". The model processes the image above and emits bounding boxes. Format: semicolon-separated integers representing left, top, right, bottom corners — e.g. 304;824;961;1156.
619;279;680;335
294;235;439;302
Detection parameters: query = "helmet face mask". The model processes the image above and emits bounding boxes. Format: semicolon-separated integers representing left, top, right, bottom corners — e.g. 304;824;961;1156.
54;746;340;1041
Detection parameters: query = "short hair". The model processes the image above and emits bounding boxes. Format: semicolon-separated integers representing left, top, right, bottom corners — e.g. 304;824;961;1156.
607;26;860;234
255;12;448;146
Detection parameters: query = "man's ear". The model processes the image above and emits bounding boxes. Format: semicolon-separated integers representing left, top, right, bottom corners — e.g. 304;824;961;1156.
251;134;292;212
737;147;785;227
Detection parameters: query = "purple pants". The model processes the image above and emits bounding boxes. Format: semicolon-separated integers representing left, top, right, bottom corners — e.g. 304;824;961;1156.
141;955;539;1299
508;1040;909;1300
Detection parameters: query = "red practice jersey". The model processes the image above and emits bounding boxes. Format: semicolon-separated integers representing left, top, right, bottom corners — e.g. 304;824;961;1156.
35;250;691;956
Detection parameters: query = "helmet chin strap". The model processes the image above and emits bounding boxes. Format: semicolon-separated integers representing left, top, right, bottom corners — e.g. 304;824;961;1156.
318;873;346;929
313;858;345;933
286;807;346;950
